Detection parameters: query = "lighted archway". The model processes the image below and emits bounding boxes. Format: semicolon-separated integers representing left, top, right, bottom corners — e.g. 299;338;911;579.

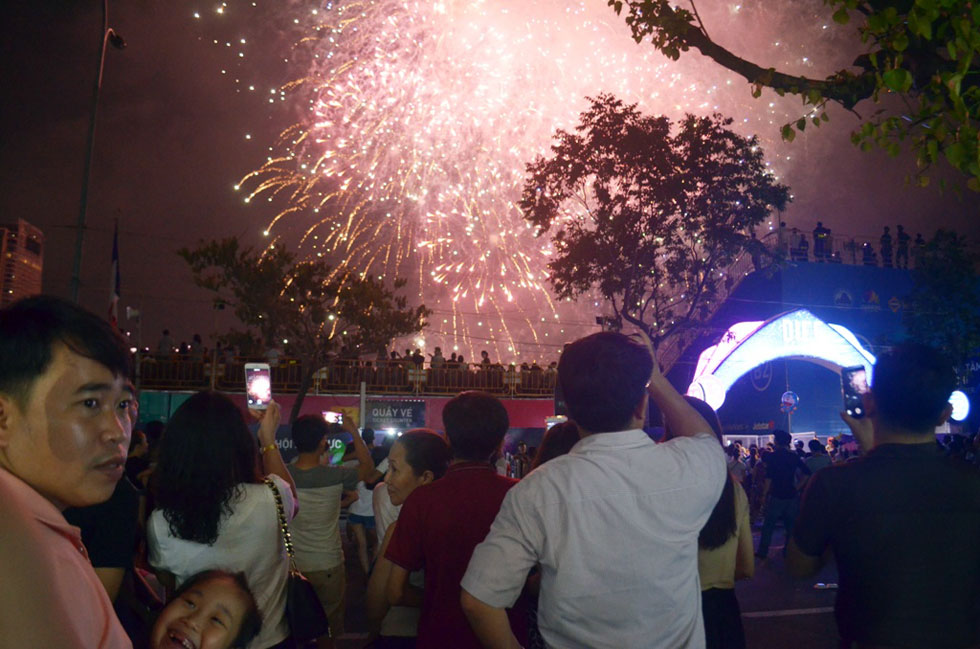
686;309;876;411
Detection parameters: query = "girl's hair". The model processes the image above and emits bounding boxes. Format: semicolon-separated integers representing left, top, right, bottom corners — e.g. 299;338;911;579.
152;391;261;544
531;421;580;470
396;428;451;478
169;570;262;649
681;397;738;551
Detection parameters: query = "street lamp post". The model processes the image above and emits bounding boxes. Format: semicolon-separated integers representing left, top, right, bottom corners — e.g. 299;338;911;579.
69;0;125;302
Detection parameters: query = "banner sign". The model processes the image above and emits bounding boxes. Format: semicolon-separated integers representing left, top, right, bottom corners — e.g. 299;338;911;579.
365;399;426;431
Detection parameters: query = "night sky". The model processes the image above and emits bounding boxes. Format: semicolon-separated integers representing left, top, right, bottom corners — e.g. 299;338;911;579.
2;0;977;357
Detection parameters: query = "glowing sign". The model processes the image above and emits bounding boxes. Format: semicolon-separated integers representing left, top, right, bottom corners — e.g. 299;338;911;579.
950;390;970;421
687;309;876;410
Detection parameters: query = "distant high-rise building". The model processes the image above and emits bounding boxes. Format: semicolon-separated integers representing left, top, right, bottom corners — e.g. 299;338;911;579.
0;219;44;307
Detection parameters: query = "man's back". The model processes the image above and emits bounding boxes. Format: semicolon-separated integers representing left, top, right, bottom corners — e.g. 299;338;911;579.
287;464;358;571
764;447;808;498
463;430;726;649
794;444;980;648
386;462;518;649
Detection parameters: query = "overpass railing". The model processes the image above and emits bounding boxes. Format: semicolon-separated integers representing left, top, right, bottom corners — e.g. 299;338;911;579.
136;355;556;398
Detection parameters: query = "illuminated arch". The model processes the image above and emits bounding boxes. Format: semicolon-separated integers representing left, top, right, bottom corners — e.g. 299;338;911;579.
686;308;876;410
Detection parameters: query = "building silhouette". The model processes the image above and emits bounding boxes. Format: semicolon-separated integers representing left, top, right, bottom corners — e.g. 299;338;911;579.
0;219;44;307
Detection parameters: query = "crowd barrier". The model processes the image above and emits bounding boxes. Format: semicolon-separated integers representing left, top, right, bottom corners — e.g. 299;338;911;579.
136;355;557;398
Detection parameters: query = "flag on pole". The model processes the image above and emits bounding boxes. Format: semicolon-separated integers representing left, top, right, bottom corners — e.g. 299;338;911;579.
109;220;120;330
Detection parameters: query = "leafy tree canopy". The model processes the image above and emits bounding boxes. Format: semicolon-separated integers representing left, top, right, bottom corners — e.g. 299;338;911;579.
903;229;980;374
610;0;980;190
179;237;430;420
521;94;789;357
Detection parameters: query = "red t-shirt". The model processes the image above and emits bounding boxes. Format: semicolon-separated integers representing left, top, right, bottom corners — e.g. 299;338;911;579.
385;461;525;648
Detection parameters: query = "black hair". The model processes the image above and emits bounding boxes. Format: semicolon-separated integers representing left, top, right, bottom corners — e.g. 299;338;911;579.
872;343;955;432
680;397;738;551
395;428;450;478
292;415;329;454
773;429;791;447
152;391;261;544
169;570;262;648
362;427;376;445
442;391;509;461
531;421;580;470
808;439;825;454
557;332;653;433
0;295;131;405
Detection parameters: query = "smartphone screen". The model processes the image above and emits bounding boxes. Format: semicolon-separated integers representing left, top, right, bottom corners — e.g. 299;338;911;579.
245;363;272;409
323;411;343;424
841;366;869;418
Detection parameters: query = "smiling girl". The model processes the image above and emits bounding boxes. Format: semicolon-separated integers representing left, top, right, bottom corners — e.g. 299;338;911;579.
151;570;261;649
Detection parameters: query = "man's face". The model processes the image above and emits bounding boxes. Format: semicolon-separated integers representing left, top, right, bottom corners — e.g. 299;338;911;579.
0;344;134;510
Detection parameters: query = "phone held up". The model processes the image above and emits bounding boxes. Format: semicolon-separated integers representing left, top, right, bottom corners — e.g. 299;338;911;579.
245;363;272;410
840;365;869;419
324;411;343;424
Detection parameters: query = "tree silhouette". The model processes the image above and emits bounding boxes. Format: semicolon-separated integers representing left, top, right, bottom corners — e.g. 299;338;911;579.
180;238;429;421
521;94;789;354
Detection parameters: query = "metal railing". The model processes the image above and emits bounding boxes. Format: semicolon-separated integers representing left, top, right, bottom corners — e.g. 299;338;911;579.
136;354;557;398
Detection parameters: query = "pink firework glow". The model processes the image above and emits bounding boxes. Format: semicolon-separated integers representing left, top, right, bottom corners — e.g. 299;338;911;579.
196;0;856;361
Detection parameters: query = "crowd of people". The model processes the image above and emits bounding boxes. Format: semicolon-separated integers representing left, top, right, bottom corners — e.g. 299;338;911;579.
777;221;926;268
1;295;979;649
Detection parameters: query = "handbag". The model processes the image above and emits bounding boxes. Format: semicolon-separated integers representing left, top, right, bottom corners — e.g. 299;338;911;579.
265;477;331;642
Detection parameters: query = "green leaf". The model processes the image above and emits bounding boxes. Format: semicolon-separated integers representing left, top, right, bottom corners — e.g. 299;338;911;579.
832;7;850;24
948;40;957;59
882;68;913;92
945;142;966;167
812;117;822;127
892;32;909;52
918;175;931;187
967;177;980;192
751;84;762;98
820;112;830;122
781;124;796;142
796;117;807;131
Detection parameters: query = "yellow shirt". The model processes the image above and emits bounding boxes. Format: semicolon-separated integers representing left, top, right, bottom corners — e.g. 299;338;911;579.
697;480;752;590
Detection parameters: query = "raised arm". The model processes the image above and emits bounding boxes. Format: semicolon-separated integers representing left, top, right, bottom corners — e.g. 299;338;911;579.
250;400;297;501
637;330;713;438
342;419;380;483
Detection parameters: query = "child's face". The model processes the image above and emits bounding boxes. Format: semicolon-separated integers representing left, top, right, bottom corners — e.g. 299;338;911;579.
152;576;251;649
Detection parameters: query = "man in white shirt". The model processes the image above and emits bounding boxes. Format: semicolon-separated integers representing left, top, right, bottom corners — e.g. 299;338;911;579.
461;331;726;649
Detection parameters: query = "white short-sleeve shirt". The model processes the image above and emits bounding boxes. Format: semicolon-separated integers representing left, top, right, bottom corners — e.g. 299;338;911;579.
148;474;296;649
462;430;726;649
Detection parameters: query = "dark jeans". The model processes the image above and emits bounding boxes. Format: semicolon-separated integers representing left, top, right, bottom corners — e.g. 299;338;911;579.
702;588;746;649
757;495;799;557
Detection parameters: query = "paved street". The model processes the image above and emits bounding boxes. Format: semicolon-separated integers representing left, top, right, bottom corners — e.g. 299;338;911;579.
333;520;842;649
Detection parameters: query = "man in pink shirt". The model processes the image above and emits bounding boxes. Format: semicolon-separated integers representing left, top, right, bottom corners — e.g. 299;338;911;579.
0;296;135;648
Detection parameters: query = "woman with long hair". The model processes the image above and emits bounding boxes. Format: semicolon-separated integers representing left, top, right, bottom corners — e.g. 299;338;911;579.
366;429;451;649
147;391;297;649
667;397;754;649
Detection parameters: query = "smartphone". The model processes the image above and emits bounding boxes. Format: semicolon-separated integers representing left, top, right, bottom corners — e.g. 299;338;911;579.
244;363;272;410
841;365;869;418
323;411;343;424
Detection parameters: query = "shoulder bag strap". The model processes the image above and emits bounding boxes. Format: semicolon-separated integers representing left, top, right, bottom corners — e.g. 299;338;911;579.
264;478;298;568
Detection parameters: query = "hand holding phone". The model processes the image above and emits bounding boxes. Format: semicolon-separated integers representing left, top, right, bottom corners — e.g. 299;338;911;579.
245;363;272;410
840;366;869;419
250;399;281;447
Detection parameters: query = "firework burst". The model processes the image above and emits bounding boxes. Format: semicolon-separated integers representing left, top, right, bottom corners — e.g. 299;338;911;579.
198;0;850;360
